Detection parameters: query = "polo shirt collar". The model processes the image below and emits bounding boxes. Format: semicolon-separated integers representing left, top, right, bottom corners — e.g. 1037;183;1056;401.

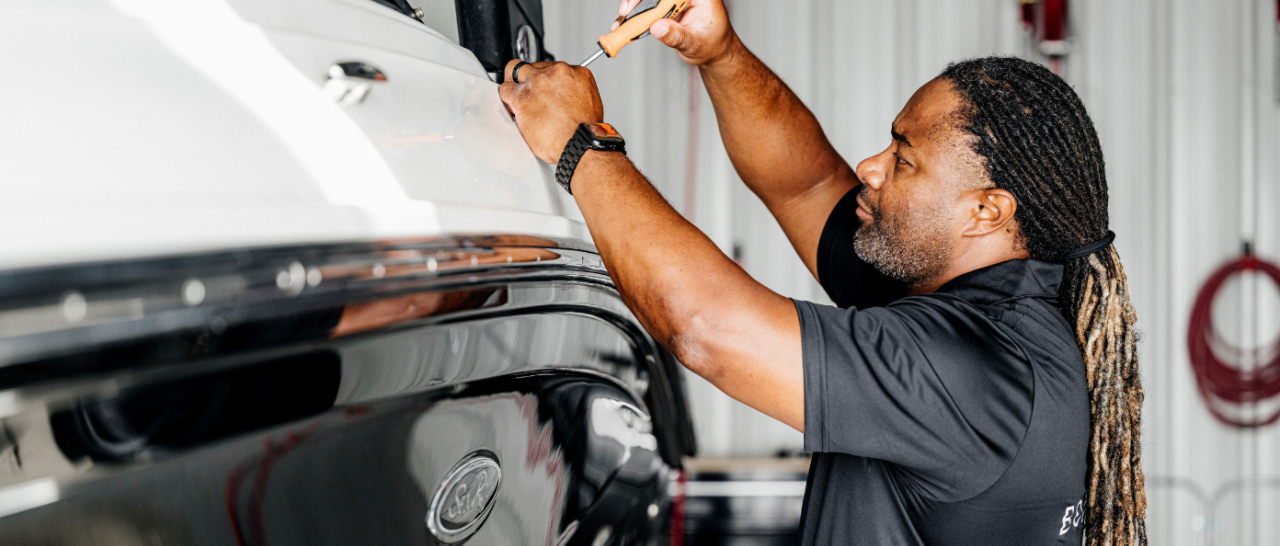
933;259;1063;306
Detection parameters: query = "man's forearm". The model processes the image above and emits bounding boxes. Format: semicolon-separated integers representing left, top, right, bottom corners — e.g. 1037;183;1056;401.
700;36;853;210
572;150;805;430
572;149;779;346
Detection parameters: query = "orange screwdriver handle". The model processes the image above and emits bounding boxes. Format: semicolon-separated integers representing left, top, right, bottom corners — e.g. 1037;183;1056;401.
598;0;689;58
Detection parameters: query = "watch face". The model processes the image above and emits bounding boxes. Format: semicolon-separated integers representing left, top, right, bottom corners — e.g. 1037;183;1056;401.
585;123;625;145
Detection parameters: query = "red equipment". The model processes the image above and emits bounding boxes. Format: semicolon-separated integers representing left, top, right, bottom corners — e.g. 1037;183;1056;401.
1187;246;1280;427
1020;0;1069;74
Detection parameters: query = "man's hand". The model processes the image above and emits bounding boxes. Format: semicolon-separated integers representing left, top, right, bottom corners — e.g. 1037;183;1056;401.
617;0;854;281
615;0;737;66
498;60;603;165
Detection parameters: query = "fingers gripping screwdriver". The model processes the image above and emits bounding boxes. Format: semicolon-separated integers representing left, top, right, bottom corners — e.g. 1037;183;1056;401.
580;0;689;67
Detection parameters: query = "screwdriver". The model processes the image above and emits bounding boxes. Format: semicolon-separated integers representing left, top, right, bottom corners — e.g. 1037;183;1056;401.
580;0;690;67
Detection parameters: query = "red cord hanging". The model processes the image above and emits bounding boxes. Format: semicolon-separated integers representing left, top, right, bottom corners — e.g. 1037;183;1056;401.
1187;249;1280;427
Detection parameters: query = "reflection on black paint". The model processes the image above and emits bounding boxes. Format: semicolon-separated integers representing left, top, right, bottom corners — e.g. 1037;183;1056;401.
52;351;341;462
0;241;693;544
0;307;345;390
497;376;668;545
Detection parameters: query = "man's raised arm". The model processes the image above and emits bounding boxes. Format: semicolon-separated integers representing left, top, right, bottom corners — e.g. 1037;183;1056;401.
642;0;858;277
498;60;806;431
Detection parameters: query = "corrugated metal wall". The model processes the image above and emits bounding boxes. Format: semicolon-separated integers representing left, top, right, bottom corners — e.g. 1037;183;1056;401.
542;1;1280;543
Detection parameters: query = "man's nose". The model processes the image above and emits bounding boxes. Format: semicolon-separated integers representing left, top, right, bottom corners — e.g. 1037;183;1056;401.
855;148;893;190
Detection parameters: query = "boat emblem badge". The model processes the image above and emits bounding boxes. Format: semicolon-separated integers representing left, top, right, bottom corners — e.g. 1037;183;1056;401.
427;451;502;543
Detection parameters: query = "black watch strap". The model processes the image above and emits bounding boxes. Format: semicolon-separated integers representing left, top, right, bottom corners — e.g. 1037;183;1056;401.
555;123;626;195
555;131;591;195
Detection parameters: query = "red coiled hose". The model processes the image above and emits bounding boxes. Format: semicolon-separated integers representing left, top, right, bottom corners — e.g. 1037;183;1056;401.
1187;250;1280;427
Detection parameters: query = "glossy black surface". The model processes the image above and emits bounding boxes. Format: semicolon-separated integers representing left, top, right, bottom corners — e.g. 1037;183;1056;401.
454;0;553;79
0;236;694;545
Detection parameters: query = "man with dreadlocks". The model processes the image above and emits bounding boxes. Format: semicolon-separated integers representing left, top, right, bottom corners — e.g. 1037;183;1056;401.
497;0;1145;544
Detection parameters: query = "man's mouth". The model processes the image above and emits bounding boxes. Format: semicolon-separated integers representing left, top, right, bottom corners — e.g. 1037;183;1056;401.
855;196;874;222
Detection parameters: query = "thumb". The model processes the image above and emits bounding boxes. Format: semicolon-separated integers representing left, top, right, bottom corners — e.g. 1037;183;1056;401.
650;19;686;50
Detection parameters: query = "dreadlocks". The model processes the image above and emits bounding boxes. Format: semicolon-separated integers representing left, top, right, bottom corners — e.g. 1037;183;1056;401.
940;57;1146;545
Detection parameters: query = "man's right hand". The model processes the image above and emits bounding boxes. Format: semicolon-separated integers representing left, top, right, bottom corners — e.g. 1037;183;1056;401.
620;0;855;281
615;0;737;66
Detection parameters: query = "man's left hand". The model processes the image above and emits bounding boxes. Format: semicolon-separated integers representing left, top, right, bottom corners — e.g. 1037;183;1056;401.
499;60;604;165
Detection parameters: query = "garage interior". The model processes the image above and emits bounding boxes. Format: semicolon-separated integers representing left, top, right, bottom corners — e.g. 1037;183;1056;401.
542;1;1280;544
0;0;1276;543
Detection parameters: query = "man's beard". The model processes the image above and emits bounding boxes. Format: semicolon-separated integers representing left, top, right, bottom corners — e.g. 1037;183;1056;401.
853;186;955;286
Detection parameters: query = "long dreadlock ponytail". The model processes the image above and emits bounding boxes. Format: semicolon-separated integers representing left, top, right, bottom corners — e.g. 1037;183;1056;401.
941;57;1146;545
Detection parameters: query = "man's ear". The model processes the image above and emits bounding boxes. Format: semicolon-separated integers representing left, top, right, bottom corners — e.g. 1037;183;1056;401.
963;188;1019;237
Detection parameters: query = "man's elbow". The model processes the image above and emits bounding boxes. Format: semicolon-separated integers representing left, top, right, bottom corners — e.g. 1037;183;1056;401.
664;313;728;382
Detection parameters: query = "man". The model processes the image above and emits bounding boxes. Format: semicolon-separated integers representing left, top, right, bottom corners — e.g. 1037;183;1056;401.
498;0;1146;544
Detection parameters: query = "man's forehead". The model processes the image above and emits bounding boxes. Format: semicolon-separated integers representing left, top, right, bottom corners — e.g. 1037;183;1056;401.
893;79;965;146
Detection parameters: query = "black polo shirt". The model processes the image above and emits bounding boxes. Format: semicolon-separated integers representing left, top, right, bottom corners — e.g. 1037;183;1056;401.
795;188;1090;544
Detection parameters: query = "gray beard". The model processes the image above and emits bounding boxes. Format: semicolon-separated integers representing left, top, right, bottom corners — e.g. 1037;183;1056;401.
852;188;954;286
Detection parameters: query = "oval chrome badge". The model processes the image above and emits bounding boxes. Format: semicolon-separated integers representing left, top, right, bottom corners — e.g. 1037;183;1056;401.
427;451;502;543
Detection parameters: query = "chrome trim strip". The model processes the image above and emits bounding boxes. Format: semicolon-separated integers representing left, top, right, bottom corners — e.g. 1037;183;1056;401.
0;236;607;367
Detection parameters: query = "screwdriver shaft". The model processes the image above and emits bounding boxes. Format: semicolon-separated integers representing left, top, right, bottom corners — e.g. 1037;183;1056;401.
580;49;606;67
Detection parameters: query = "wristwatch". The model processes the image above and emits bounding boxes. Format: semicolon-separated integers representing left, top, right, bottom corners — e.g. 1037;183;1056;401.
555;123;626;195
